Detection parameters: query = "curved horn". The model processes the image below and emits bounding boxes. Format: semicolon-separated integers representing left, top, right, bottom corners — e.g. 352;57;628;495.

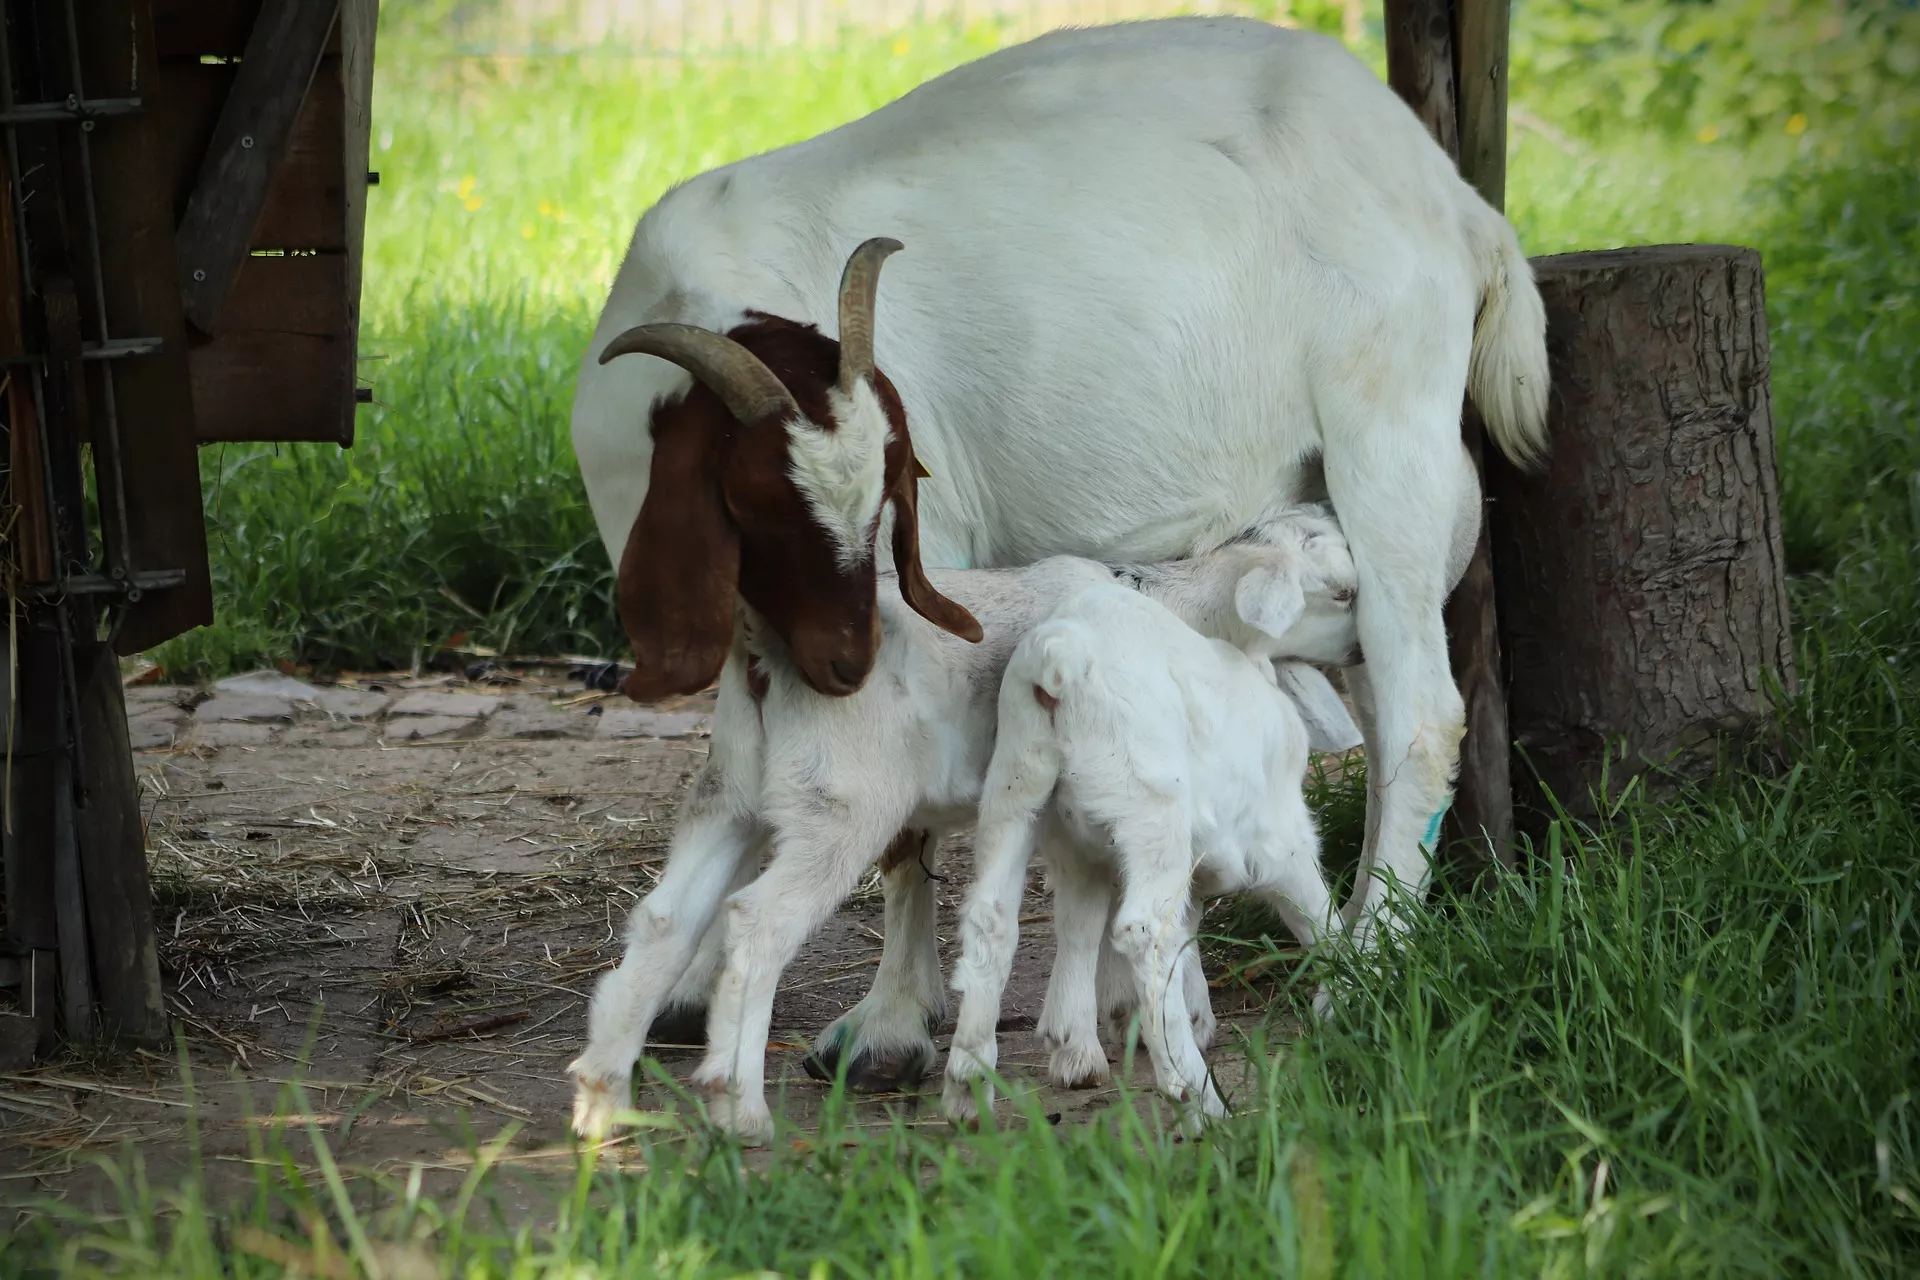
598;323;801;426
836;237;903;396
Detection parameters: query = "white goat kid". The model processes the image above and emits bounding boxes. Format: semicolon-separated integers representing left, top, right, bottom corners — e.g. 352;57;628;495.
569;515;1357;1142
943;582;1338;1126
573;16;1549;1085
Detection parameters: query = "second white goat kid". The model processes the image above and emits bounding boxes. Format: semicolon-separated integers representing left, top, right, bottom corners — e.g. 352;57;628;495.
943;581;1341;1126
569;509;1356;1143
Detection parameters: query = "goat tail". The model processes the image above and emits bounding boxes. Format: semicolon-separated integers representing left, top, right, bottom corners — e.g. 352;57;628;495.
1028;624;1098;709
1466;209;1551;472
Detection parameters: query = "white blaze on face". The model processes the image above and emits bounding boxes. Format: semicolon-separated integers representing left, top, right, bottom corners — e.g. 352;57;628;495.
786;378;893;569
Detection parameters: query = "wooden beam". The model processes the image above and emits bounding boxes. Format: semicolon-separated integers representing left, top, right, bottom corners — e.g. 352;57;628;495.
78;0;215;652
1383;0;1459;160
73;642;168;1045
1383;0;1516;865
339;0;379;443
174;0;339;335
1455;0;1511;210
1446;0;1515;863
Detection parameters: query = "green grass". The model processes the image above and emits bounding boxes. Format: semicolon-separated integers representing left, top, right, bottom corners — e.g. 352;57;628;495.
54;3;1919;1275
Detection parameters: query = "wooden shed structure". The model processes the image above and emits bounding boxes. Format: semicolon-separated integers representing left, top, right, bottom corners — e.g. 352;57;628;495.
1;0;377;1058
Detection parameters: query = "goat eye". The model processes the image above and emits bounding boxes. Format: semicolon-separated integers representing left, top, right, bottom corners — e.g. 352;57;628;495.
1334;588;1358;604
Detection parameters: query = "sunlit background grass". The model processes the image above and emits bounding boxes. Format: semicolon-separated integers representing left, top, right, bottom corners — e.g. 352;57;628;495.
38;0;1919;1274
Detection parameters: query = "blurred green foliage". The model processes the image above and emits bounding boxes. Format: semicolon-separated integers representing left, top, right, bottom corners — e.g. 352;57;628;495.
1513;0;1920;145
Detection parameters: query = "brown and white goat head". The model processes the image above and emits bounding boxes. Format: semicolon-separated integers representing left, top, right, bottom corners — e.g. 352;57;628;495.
599;238;981;702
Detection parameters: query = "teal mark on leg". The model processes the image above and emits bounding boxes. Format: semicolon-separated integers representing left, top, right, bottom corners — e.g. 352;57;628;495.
1420;801;1453;851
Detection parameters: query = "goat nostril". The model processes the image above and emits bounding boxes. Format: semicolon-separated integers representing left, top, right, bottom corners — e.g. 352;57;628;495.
829;657;864;687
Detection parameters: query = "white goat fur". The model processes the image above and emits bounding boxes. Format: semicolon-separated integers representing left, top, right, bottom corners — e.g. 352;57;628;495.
944;582;1339;1125
568;513;1358;1141
570;17;1548;1089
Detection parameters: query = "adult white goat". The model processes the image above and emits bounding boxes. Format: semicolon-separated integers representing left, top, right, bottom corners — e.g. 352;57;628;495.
571;15;1547;1097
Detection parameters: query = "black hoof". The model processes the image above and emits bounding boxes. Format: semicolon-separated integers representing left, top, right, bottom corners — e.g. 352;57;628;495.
803;1035;933;1093
649;1003;707;1050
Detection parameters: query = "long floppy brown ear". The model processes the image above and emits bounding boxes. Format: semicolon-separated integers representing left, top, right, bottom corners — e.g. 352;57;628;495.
889;462;982;643
617;417;740;701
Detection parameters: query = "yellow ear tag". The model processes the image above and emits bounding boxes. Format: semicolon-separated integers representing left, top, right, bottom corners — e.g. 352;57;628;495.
914;457;932;480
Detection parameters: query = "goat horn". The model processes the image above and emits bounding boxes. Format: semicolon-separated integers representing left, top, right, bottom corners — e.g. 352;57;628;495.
598;323;801;426
836;237;903;397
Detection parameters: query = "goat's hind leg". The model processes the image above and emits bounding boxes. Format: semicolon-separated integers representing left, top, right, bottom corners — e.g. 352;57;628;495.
1099;893;1214;1051
942;716;1060;1124
806;828;947;1092
1319;328;1475;954
1036;822;1113;1090
1107;812;1225;1126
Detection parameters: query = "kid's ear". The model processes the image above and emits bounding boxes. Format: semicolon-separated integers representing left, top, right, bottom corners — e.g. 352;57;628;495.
1234;561;1305;642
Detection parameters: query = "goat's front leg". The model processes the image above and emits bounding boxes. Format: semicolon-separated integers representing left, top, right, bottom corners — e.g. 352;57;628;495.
692;810;897;1145
568;799;763;1138
805;827;947;1092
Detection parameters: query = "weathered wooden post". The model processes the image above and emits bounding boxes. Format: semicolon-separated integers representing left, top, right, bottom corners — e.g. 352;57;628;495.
1382;0;1516;863
1490;247;1794;815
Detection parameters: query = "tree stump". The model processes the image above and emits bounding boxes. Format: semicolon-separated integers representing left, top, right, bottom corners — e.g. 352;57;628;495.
1489;244;1795;819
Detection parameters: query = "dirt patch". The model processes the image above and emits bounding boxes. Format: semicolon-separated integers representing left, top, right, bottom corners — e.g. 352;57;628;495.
0;670;1312;1215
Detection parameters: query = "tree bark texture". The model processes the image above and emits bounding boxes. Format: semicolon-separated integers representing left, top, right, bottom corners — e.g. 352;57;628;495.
1490;245;1795;817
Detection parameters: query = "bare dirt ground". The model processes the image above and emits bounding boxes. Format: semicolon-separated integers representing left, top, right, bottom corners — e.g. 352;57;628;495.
0;667;1301;1219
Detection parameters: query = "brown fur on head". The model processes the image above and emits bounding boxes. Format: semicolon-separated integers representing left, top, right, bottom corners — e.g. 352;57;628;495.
610;288;979;704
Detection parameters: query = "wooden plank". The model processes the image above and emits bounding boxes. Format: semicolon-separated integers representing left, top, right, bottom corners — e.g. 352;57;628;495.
1383;0;1458;160
1456;0;1511;216
189;254;351;442
153;58;348;250
76;0;215;652
339;0;378;439
175;0;340;334
258;57;348;249
1;157;55;583
73;642;168;1046
210;250;345;331
1383;0;1515;864
1;629;58;957
190;329;351;442
1;624;60;1057
1444;0;1515;862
